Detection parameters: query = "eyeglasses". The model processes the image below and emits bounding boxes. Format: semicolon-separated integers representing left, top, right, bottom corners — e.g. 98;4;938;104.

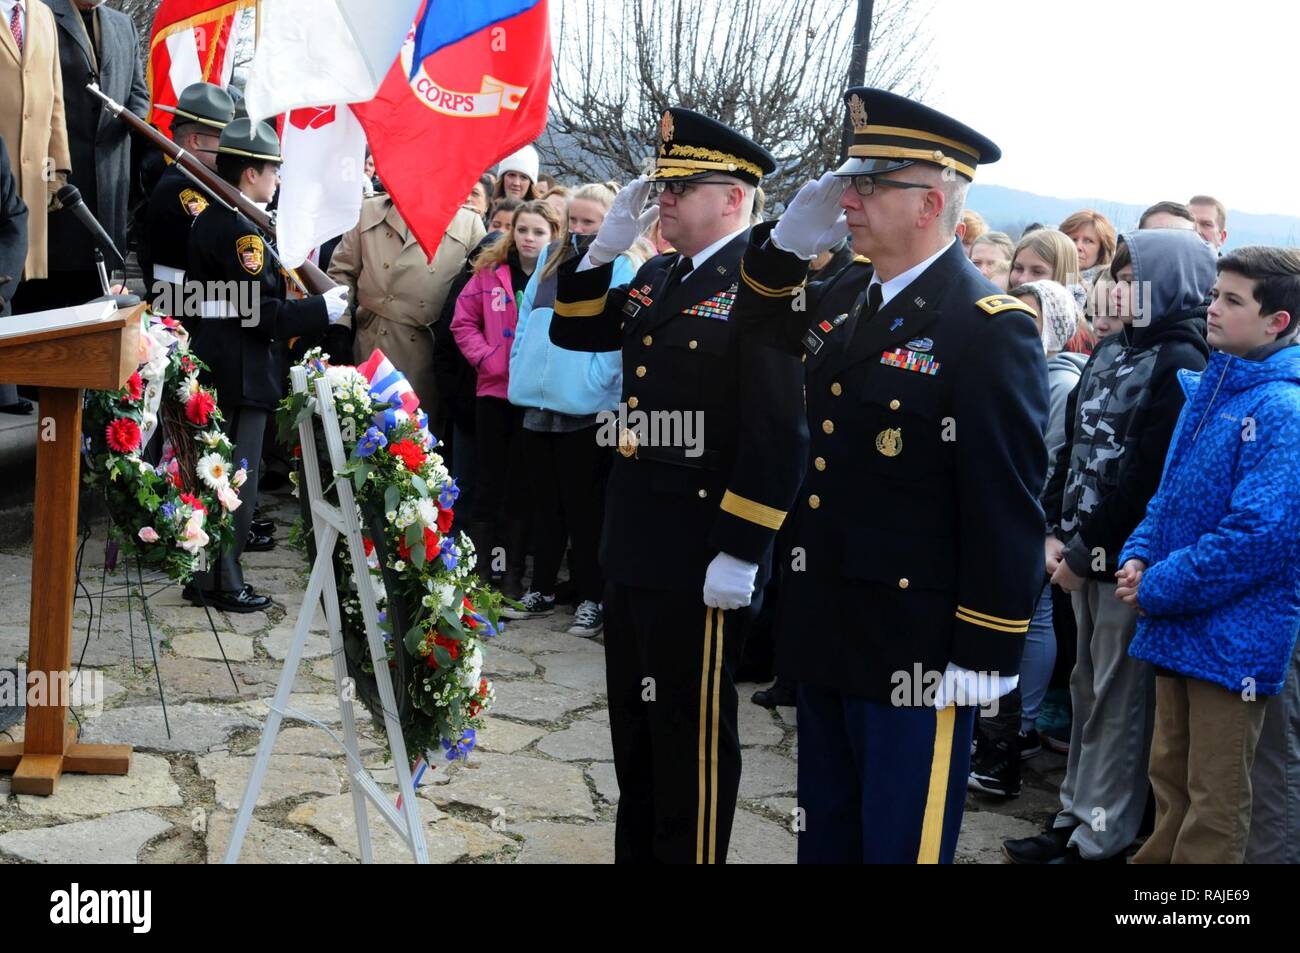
651;179;737;196
849;175;933;197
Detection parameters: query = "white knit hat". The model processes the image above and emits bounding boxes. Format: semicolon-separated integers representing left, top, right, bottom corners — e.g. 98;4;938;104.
1022;280;1081;355
497;144;539;184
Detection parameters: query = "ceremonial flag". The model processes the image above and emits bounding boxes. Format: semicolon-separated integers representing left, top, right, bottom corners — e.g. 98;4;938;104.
351;0;551;259
146;0;256;139
275;104;368;268
408;0;539;79
243;0;425;123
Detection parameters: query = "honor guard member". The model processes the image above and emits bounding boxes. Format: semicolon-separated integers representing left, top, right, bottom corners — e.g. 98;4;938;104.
183;118;349;612
549;109;808;863
144;82;236;321
733;88;1048;863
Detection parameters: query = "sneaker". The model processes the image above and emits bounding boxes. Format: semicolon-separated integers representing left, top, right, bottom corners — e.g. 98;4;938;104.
1019;728;1042;760
1004;824;1076;865
968;737;1021;798
567;600;604;637
502;590;555;620
1043;723;1071;754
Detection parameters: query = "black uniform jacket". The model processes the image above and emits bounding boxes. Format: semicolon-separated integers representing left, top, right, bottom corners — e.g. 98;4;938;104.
735;225;1049;701
549;229;810;593
187;204;327;412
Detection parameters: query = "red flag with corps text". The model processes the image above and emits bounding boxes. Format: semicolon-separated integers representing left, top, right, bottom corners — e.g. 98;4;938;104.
350;0;552;259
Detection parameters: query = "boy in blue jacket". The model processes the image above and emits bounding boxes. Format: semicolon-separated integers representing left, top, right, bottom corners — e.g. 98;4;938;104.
1117;246;1300;863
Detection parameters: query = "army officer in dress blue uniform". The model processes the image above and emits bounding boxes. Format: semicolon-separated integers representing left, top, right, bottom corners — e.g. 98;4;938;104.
183;119;349;613
732;88;1048;863
549;109;809;863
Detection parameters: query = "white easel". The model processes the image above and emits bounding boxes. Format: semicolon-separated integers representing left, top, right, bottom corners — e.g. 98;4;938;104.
223;367;429;863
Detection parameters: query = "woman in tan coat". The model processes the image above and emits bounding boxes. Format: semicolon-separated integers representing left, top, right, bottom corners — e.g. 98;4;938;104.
0;0;70;282
327;192;486;425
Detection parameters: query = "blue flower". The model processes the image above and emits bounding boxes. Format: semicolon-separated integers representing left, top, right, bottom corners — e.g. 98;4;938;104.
160;503;175;519
438;480;460;509
441;730;477;761
240;457;249;471
356;425;387;458
439;540;459;571
377;609;387;624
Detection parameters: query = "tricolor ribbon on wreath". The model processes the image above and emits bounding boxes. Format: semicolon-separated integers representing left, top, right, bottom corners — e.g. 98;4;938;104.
356;349;434;448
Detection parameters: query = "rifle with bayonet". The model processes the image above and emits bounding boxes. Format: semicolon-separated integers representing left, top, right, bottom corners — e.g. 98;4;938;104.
88;82;336;296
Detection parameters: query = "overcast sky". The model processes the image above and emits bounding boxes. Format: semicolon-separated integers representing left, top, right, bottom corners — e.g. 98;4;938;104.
923;0;1300;217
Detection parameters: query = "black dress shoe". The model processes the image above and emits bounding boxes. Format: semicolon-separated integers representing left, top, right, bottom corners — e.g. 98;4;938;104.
250;517;275;537
245;530;275;552
203;585;271;613
1003;824;1076;864
752;679;797;709
0;399;33;415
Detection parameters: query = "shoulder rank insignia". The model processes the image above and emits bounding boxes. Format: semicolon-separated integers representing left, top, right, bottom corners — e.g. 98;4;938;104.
853;255;871;265
237;234;265;275
976;294;1032;316
179;188;209;218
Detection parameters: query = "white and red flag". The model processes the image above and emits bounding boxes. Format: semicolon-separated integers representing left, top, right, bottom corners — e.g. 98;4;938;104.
146;0;258;139
275;103;368;268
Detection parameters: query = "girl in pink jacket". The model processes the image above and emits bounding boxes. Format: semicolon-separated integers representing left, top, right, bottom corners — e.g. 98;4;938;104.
451;200;559;598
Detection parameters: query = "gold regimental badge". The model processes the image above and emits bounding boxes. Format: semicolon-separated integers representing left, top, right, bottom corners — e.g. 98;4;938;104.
618;427;640;459
875;427;902;457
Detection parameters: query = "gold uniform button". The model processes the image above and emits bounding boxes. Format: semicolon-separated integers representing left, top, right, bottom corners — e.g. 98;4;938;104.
642;335;653;346
830;382;842;397
808;494;821;509
698;489;708;499
814;457;826;471
635;366;647;378
627;396;639;409
898;578;910;590
822;419;834;435
890;399;901;411
689;340;698;350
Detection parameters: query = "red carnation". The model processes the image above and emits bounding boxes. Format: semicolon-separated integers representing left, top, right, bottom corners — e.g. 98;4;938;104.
122;372;143;403
180;491;207;514
387;439;426;473
478;678;489;697
180;354;195;371
105;417;141;454
425;633;460;669
397;537;411;561
362;537;374;556
185;390;215;426
436;506;454;535
423;526;441;558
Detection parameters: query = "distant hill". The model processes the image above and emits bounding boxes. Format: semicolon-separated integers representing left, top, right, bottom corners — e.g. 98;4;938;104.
968;184;1300;250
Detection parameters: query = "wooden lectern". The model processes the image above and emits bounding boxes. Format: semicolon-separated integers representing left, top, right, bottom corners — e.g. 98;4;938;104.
0;301;141;795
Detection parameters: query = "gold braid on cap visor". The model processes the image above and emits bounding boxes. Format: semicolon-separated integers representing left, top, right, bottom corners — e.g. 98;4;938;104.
654;143;765;179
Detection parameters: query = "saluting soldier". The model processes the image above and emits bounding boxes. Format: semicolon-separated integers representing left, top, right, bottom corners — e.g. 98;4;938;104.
733;88;1048;863
182;119;348;613
549;109;808;863
144;82;235;320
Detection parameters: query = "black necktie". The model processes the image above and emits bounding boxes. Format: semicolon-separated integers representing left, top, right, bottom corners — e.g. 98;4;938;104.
670;255;694;285
863;282;884;320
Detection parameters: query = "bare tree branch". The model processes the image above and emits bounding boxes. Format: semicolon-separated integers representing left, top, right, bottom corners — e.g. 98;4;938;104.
541;0;933;203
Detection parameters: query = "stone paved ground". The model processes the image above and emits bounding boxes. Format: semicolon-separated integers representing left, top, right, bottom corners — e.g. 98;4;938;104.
0;486;1065;864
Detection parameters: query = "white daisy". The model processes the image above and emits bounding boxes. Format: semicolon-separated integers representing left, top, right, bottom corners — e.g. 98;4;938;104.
196;453;229;490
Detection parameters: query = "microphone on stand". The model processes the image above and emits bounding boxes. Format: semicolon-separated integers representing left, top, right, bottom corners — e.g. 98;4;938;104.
55;184;139;307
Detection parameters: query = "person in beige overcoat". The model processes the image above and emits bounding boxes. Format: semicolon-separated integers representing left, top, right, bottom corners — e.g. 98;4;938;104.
327;192;485;425
0;0;71;281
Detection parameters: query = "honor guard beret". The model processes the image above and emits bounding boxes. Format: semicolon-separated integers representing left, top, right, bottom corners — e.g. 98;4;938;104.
215;118;283;163
834;87;1000;182
156;82;236;130
651;107;776;187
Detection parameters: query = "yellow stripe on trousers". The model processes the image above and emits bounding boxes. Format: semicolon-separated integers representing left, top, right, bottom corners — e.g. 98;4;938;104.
696;608;714;864
916;705;957;864
708;611;725;865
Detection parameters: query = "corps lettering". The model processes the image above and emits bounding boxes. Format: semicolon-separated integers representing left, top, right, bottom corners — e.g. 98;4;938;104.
414;78;476;114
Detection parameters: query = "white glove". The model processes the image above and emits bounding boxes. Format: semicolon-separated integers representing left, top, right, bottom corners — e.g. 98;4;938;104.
588;175;660;266
702;552;759;611
770;171;851;260
323;285;350;324
931;663;1019;709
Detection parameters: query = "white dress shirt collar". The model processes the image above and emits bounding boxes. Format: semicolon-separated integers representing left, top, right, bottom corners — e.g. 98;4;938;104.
868;239;956;310
676;224;748;279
